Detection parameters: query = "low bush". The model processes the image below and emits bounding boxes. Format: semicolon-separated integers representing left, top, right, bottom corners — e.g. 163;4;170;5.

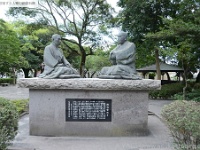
0;98;18;150
162;100;200;150
11;99;29;115
193;83;200;89
174;89;200;102
0;78;15;84
149;82;184;99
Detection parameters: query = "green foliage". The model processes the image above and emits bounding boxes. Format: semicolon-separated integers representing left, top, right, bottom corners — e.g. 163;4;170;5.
174;89;200;102
186;91;200;102
146;3;200;81
86;55;111;72
0;98;18;150
117;0;200;80
161;100;200;150
11;99;29;115
11;21;59;77
194;83;200;89
0;78;15;84
173;82;200;102
0;19;28;74
8;0;115;76
117;0;174;42
116;0;180;69
149;82;184;99
85;48;112;73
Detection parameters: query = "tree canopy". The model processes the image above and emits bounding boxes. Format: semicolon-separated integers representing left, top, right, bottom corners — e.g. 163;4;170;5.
116;0;200;81
8;0;115;76
146;1;200;82
0;19;28;77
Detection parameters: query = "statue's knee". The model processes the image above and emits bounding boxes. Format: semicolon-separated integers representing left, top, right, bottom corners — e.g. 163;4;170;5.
100;67;109;74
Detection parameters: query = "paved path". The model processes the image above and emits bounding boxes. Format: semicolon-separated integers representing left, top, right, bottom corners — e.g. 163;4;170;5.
0;85;175;150
0;85;29;100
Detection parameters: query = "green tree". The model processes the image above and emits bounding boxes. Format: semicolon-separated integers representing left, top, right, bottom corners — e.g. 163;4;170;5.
144;1;200;98
8;0;114;77
0;19;28;80
85;46;114;77
117;0;173;79
146;2;200;83
11;21;62;77
116;0;194;79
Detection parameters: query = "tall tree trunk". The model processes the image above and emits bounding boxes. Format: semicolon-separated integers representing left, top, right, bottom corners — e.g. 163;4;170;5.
80;53;86;78
182;59;187;100
166;72;171;81
183;70;187;100
34;69;38;77
196;70;200;83
12;68;16;85
22;68;30;78
155;48;161;80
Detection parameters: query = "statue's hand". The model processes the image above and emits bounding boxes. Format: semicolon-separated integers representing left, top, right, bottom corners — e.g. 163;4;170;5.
65;63;72;68
109;52;117;65
110;52;115;59
57;63;63;67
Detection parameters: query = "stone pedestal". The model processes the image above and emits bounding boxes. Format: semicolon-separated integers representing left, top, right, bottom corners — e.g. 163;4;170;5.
17;78;161;136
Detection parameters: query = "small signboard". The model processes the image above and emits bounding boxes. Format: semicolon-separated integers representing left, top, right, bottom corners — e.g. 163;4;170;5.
66;99;112;122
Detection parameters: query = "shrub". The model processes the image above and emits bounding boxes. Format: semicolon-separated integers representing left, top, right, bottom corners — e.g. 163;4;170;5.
0;78;15;84
173;89;200;102
11;99;29;115
0;98;18;150
149;82;184;99
194;83;200;89
161;100;200;150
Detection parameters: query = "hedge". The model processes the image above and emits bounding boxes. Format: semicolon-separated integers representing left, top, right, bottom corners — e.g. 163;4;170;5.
11;99;29;115
0;78;15;84
149;82;184;99
0;98;18;150
162;100;200;150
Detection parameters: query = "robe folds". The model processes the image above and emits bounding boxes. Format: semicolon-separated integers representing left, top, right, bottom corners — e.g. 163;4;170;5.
39;44;79;79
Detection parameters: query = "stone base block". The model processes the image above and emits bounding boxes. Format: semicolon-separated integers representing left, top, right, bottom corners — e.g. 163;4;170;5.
17;78;161;136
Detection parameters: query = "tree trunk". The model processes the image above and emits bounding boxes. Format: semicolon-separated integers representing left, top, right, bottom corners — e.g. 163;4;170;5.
12;69;16;85
196;70;200;83
34;69;38;77
183;71;187;100
182;59;187;100
166;72;171;81
155;48;161;80
22;68;30;78
91;71;96;78
79;53;86;78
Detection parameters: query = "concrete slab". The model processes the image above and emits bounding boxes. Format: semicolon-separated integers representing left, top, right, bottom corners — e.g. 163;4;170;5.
9;114;174;150
0;85;29;100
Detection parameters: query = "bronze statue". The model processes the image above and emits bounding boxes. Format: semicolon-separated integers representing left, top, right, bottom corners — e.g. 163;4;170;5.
39;34;80;79
98;31;141;79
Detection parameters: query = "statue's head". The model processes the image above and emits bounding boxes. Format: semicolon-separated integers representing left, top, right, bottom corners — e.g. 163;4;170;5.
52;34;61;46
117;31;128;44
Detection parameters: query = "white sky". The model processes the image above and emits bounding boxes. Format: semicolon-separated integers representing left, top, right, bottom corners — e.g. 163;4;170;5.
0;0;121;21
0;0;121;45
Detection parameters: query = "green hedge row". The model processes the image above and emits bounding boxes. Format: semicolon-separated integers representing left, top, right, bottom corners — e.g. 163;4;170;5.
149;82;184;99
0;98;18;150
162;100;200;150
149;81;200;100
0;78;15;84
174;89;200;102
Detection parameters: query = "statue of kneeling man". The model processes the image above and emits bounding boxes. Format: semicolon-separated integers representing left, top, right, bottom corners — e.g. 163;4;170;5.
39;34;80;79
98;31;141;80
